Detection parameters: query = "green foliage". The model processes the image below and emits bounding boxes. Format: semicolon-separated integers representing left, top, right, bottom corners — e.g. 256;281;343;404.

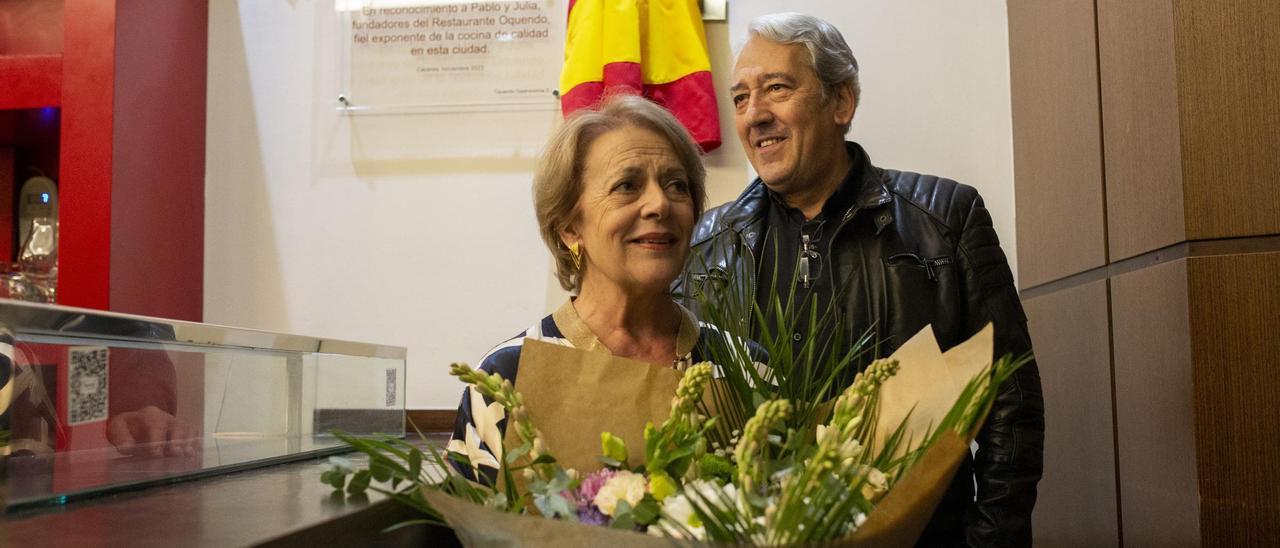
529;467;577;520
584;361;720;498
600;432;629;468
319;459;350;491
321;361;588;534
660;237;1036;543
696;453;735;484
648;472;677;501
320;239;1035;543
685;237;879;452
609;496;662;530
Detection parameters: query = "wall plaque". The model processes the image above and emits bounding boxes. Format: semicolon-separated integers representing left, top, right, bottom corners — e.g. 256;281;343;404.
337;0;564;114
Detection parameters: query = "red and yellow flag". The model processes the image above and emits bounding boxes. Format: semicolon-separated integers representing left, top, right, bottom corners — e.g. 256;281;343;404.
560;0;721;152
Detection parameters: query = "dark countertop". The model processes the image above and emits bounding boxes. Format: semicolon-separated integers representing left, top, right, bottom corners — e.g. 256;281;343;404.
2;434;459;547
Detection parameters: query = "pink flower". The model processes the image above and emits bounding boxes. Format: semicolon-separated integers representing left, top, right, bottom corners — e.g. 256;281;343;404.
577;468;618;504
575;469;618;525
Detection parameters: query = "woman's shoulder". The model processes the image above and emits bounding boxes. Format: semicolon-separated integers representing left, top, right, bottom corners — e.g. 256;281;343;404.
476;313;572;382
690;320;770;365
692;320;726;347
688;321;721;365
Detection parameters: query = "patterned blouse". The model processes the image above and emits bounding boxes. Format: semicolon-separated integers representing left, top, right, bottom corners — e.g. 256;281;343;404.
447;299;709;482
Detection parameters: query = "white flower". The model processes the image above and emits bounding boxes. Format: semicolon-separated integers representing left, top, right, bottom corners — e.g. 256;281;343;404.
683;479;750;519
649;493;705;540
837;437;863;461
663;494;696;526
652;480;749;541
816;425;863;461
856;465;888;503
685;478;727;501
593;471;647;516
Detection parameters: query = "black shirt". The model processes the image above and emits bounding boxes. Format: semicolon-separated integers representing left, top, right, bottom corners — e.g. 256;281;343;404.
754;147;864;364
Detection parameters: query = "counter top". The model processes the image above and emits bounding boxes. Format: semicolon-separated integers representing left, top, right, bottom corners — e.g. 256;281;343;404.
2;435;458;547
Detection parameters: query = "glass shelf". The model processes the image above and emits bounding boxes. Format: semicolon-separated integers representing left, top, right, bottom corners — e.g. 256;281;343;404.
0;299;407;512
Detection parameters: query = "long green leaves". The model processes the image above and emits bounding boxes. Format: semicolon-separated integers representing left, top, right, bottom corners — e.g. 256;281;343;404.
320;228;1037;543
688;235;878;459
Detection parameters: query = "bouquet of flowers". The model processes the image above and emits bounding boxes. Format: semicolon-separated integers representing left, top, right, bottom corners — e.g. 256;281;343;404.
325;253;1028;545
326;325;1024;547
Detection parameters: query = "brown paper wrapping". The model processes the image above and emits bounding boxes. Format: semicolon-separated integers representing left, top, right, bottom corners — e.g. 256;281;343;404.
848;324;995;546
433;325;997;547
872;324;993;458
504;338;684;474
424;489;674;548
429;434;980;548
843;433;970;547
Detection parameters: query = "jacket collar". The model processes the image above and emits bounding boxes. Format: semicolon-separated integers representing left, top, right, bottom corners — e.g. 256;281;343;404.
714;142;893;238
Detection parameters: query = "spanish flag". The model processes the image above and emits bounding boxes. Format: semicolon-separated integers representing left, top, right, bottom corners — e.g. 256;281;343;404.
560;0;721;152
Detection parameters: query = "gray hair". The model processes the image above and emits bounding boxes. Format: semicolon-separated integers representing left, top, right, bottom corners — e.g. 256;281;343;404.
748;13;861;107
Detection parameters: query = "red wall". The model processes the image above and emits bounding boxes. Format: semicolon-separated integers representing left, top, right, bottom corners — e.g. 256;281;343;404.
108;0;207;321
57;0;116;313
6;0;208;321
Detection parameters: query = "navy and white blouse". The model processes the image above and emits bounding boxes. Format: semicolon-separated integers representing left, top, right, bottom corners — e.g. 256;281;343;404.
446;299;709;481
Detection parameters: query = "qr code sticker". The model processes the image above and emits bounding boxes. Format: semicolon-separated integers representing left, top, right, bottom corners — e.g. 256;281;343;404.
385;368;397;408
69;346;110;425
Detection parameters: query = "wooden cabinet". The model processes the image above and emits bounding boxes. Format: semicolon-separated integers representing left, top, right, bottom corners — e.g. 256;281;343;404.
1008;0;1107;289
1023;280;1119;547
1011;1;1280;545
0;0;207;321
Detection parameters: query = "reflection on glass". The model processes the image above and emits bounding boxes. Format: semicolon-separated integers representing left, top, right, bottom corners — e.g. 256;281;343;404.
0;310;406;512
0;217;59;304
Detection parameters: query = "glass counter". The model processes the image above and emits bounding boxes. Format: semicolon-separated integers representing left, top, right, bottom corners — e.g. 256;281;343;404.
0;299;406;513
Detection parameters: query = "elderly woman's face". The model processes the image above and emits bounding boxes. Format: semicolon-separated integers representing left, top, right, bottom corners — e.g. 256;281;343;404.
564;125;695;296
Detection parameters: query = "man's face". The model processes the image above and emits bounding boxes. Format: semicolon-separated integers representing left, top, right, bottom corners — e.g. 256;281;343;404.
731;37;854;197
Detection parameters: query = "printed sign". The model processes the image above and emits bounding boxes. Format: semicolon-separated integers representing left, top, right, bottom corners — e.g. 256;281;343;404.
340;0;564;112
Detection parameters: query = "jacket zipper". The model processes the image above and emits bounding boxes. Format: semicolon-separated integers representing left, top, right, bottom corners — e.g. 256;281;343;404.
799;233;813;288
745;224;763;333
887;252;952;282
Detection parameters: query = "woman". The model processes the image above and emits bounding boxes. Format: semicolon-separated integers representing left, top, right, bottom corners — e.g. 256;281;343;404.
448;95;710;479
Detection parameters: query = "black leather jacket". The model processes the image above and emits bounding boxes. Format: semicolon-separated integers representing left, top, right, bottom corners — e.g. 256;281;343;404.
676;143;1044;547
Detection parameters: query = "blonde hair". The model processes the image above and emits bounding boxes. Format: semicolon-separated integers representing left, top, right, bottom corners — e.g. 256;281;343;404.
534;95;708;291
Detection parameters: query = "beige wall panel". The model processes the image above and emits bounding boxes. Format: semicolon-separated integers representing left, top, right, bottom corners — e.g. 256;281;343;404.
1187;252;1280;545
1008;0;1108;289
1110;259;1198;546
1174;1;1280;241
1024;280;1118;547
1098;0;1186;260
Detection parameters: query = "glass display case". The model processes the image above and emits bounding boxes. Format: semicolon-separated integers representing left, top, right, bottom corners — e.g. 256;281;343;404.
0;299;406;513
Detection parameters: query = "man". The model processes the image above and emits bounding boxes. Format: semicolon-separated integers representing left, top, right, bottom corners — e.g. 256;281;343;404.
677;13;1044;547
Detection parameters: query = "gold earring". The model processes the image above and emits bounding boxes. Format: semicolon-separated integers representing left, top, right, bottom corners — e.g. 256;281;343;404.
569;242;582;270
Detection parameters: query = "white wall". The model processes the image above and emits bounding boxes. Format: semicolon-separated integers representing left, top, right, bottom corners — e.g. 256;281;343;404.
205;0;566;409
205;0;1015;409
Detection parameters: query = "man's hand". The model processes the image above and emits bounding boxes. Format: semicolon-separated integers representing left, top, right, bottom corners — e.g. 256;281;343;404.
107;405;200;458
